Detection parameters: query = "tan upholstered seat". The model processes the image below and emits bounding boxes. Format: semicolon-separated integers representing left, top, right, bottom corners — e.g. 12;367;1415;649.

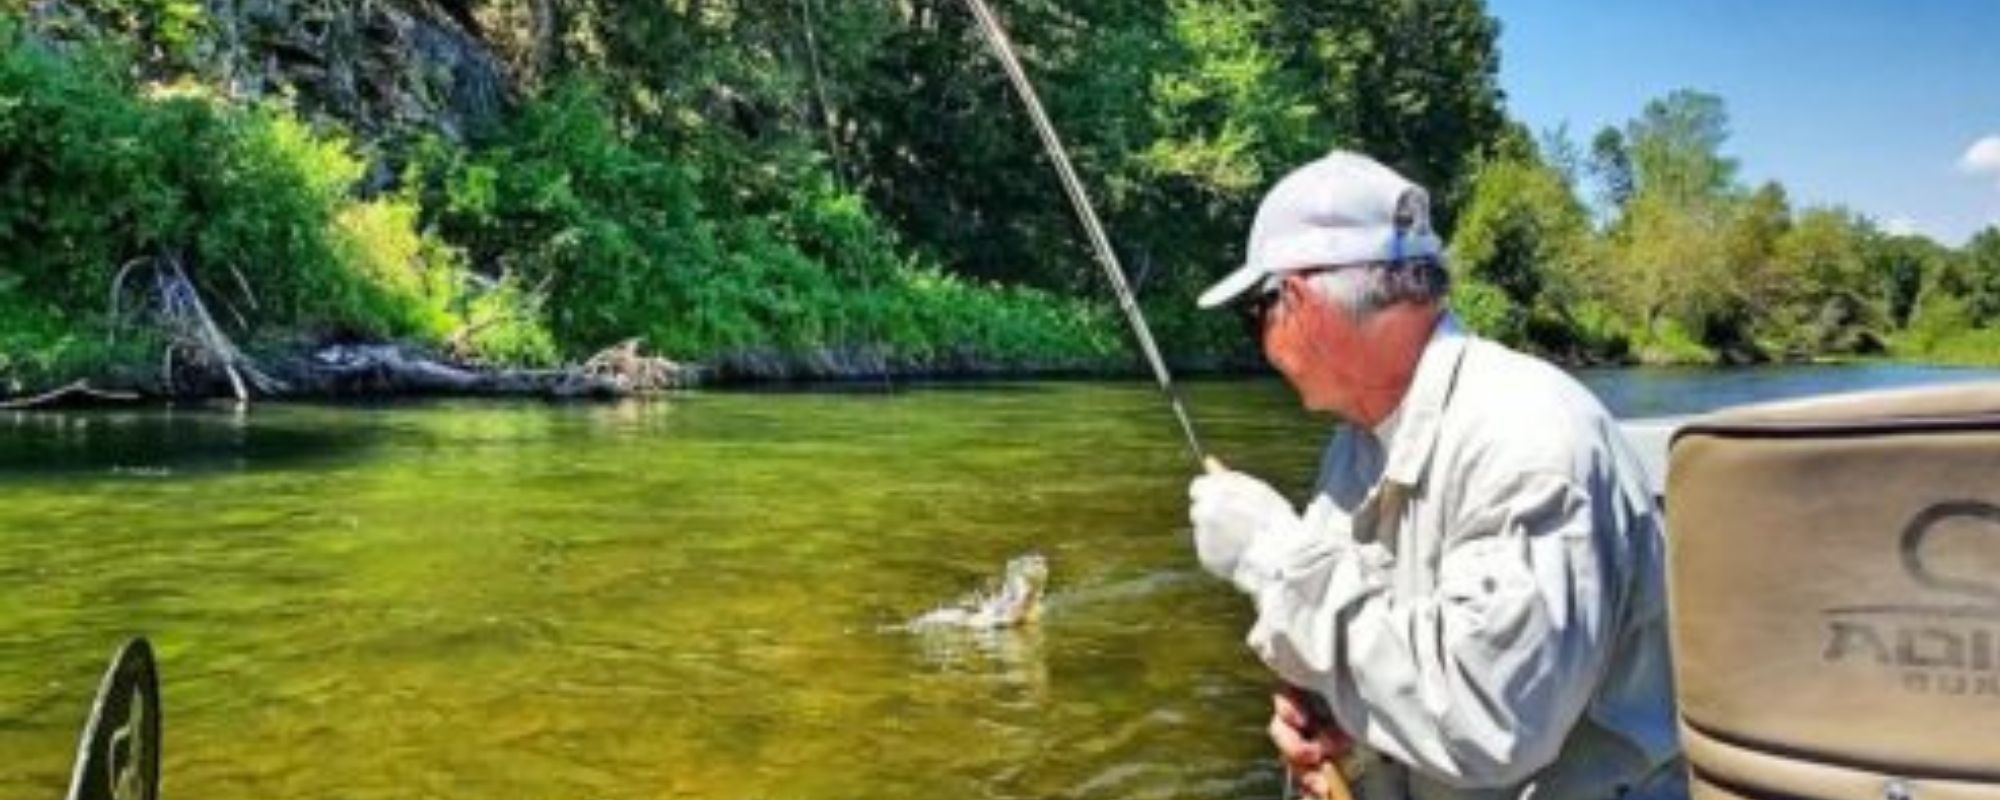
1667;383;2000;800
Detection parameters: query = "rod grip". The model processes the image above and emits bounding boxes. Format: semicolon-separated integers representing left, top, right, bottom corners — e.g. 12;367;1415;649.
1317;761;1358;800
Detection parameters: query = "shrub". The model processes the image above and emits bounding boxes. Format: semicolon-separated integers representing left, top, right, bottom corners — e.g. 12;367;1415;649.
0;281;153;393
1631;318;1718;366
456;275;561;367
0;27;516;382
423;78;1123;370
1892;292;2000;366
1450;275;1524;344
422;81;718;353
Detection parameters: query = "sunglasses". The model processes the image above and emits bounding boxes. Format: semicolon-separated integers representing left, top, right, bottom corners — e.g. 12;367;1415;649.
1236;289;1280;343
1234;266;1338;343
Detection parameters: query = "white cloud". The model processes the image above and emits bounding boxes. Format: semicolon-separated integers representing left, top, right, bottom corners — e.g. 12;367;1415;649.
1961;135;2000;184
1884;217;1922;237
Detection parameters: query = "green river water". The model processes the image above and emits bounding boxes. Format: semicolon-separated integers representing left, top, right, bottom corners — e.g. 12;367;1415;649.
2;366;1995;799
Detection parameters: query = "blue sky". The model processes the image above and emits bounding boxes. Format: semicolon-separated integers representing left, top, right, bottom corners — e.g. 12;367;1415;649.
1487;0;2000;246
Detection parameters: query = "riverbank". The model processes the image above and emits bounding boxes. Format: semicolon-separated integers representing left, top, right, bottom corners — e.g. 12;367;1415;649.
0;334;1277;406
12;328;2000;410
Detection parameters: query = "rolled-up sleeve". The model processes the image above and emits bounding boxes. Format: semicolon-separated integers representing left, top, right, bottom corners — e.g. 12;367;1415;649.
1245;469;1615;789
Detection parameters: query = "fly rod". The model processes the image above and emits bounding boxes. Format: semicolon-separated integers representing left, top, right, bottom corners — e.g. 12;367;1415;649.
957;0;1209;469
958;10;1357;800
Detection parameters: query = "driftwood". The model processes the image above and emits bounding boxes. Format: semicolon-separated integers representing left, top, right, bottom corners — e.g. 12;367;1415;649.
276;343;624;399
580;338;687;393
111;252;288;403
78;252;698;402
0;381;142;410
269;338;696;399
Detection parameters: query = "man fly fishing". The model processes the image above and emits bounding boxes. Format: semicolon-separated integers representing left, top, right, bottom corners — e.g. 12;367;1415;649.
950;6;1681;796
1186;152;1685;800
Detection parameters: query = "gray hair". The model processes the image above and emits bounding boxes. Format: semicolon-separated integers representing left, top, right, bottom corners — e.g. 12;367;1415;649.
1304;257;1450;319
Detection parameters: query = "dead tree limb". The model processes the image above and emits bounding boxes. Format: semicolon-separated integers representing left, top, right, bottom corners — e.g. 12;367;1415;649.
0;381;141;410
109;251;290;402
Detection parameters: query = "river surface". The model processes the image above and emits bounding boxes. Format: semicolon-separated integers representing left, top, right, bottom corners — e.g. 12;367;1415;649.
1;363;1994;799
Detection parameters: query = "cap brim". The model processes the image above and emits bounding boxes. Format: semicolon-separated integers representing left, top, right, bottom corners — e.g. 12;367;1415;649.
1196;264;1268;309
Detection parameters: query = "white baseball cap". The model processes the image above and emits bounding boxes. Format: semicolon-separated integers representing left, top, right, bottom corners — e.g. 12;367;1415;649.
1196;151;1443;309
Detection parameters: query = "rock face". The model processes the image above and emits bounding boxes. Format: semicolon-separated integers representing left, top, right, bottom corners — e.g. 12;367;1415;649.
209;0;516;144
24;0;535;147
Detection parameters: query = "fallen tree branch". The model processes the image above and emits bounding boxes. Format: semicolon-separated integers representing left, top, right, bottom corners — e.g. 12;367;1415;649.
581;338;685;393
0;381;142;410
109;251;289;402
275;343;640;398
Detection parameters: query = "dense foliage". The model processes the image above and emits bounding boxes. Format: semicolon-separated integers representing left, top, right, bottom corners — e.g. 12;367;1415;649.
0;20;467;390
3;1;1997;393
414;80;1119;368
1451;91;2000;366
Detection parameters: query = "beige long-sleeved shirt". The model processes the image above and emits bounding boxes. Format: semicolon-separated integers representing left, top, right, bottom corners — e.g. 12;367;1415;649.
1241;316;1683;800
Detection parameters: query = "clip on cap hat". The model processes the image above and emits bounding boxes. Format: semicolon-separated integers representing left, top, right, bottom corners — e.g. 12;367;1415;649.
1197;151;1443;309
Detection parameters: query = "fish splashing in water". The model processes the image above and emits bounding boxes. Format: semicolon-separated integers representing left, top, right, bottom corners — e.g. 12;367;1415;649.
909;553;1049;630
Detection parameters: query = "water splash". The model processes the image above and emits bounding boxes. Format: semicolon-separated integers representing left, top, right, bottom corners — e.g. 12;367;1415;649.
907;552;1049;630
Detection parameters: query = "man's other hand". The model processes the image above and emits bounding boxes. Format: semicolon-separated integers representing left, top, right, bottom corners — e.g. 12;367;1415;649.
1272;685;1353;796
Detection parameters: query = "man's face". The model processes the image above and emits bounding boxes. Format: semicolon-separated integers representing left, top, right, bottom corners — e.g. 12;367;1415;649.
1256;274;1369;417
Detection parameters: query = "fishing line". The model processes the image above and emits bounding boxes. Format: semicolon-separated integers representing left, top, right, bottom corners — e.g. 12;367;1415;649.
957;0;1209;468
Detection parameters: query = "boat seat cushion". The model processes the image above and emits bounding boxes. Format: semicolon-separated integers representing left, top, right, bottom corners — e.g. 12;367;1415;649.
1667;383;2000;800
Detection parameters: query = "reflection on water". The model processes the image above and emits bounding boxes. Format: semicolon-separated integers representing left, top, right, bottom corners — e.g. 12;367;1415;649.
0;406;378;478
0;364;1994;799
907;623;1050;691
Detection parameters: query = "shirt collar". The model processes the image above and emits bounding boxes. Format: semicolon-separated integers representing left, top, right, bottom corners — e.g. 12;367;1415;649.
1379;313;1469;488
1371;403;1404;444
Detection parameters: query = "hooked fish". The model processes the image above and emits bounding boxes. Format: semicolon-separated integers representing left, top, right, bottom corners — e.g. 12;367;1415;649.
908;553;1048;630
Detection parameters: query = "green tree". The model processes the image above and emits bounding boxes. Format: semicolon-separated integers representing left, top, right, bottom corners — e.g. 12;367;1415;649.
1537;123;1584;190
1865;232;1949;329
1268;0;1506;214
1771;208;1884;355
1716;181;1792;357
1960;226;2000;324
1450;145;1607;357
1625;89;1739;206
1897;231;2000;364
1588;126;1634;215
1139;0;1319;197
1612;193;1729;362
1601;89;1746;362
